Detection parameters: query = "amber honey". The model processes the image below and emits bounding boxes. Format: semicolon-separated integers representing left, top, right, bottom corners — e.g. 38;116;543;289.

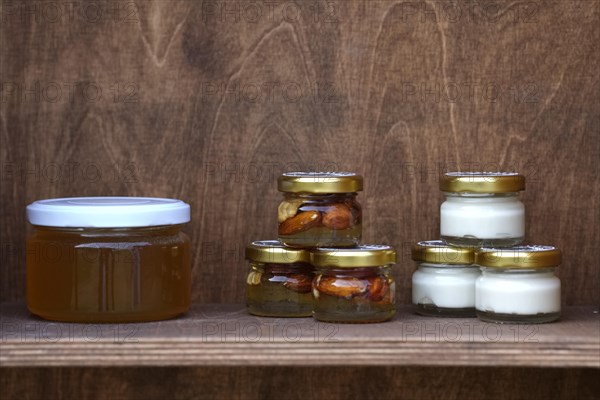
310;245;397;323
245;240;314;317
246;262;314;317
277;172;363;249
26;197;191;322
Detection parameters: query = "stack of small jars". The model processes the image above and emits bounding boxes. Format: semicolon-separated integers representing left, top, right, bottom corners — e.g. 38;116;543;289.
411;172;562;324
246;172;397;323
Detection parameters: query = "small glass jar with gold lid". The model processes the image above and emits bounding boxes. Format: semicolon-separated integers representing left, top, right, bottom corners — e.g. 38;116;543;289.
310;245;396;323
277;172;362;248
440;172;525;248
475;246;562;324
411;240;479;317
246;240;314;317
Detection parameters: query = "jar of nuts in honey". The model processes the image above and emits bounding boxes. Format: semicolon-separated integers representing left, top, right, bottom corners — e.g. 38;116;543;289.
26;197;191;322
246;240;314;317
310;245;396;323
277;172;363;248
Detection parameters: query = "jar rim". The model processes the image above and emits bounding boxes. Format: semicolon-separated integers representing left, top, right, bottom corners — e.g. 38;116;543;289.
439;172;525;193
278;172;363;194
26;197;190;228
310;244;396;268
419;263;479;269
246;240;310;264
481;266;556;273
475;245;561;268
412;240;475;265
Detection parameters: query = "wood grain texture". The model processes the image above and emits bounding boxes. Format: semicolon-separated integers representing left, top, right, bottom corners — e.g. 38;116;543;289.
2;303;599;368
1;0;599;308
1;366;600;400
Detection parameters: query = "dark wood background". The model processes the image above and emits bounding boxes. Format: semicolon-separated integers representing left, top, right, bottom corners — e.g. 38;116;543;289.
2;0;599;306
1;1;599;399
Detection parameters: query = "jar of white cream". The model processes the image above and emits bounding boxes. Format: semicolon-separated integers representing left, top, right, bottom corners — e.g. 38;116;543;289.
411;240;479;317
440;172;525;248
475;246;561;324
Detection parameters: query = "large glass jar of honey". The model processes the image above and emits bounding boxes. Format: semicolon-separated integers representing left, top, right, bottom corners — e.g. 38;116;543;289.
277;172;363;248
26;197;191;322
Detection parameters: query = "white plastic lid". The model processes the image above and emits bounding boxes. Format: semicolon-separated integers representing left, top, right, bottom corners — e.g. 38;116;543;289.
26;197;191;228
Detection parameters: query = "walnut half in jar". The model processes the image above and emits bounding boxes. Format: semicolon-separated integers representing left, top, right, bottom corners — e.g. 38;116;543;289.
277;196;362;248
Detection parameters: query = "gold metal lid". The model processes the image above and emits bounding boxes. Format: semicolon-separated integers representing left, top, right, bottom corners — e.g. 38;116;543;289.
278;172;363;194
245;240;310;264
412;240;475;265
310;245;396;268
475;245;561;268
440;172;525;193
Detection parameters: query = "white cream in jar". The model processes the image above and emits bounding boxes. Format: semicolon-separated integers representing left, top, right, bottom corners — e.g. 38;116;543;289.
411;240;479;317
475;246;562;324
439;172;525;248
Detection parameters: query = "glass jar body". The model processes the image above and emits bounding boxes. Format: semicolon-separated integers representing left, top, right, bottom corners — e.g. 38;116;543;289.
475;267;561;324
246;262;314;317
440;192;525;247
278;193;362;248
312;266;395;323
26;225;191;322
412;263;479;317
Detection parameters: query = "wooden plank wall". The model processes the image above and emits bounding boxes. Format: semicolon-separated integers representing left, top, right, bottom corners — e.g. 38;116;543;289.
1;0;599;308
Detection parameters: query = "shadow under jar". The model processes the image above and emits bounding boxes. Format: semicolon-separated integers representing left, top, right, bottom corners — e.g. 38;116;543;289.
246;240;314;317
310;245;396;323
475;246;562;324
440;172;525;248
277;172;363;248
26;197;191;323
411;240;479;317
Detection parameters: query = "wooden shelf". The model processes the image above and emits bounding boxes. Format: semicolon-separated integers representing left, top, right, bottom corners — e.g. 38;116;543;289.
1;303;598;368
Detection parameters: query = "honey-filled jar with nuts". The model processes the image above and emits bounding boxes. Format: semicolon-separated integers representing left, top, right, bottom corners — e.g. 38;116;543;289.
310;245;396;323
277;172;363;248
246;240;314;317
